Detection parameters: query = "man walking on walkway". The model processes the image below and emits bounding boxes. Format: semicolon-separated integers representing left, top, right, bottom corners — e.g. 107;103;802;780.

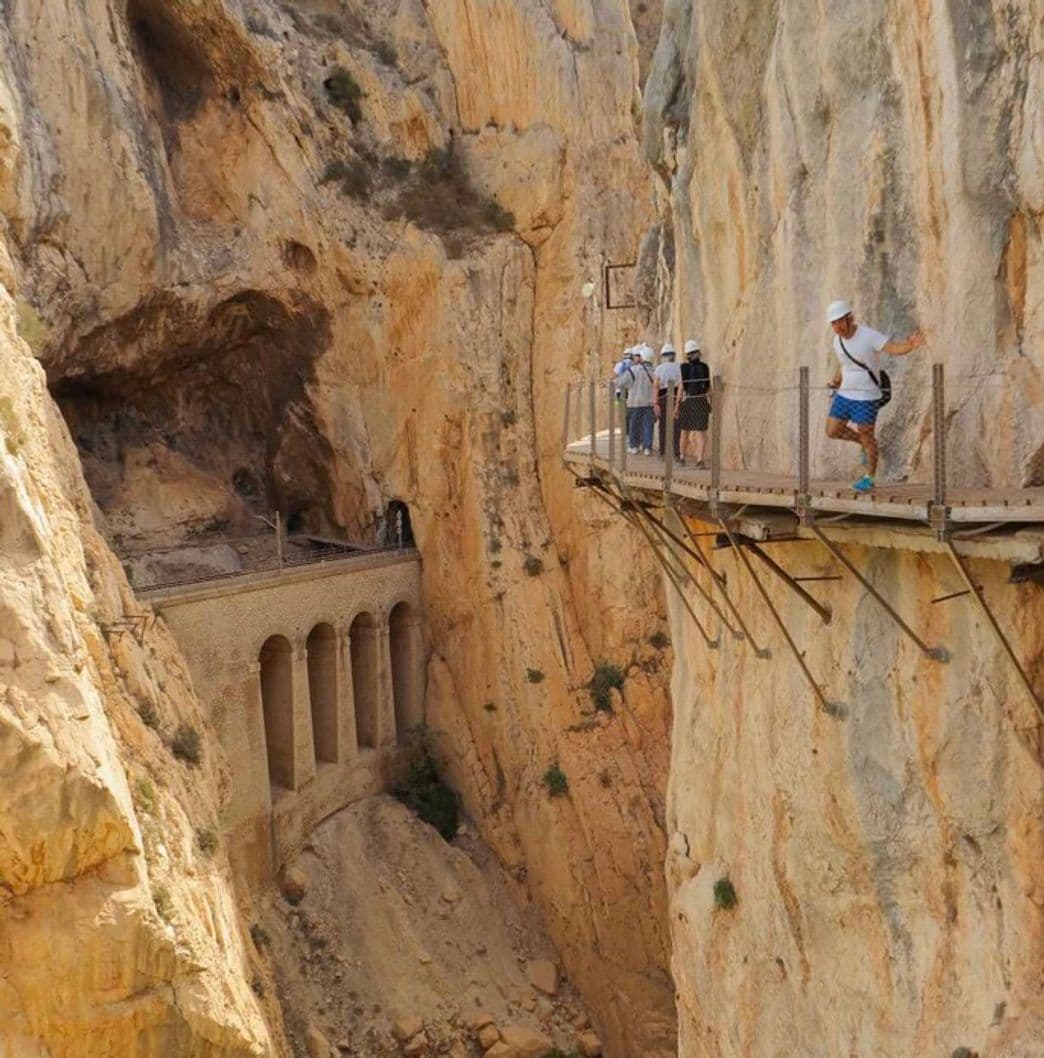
825;300;925;492
654;343;683;460
619;345;657;454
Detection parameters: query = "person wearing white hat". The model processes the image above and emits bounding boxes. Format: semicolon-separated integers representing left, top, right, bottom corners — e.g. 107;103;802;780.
618;344;657;454
678;339;711;467
654;343;683;460
825;300;925;493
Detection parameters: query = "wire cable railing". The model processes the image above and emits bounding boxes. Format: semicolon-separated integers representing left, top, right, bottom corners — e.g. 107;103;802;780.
563;363;1043;536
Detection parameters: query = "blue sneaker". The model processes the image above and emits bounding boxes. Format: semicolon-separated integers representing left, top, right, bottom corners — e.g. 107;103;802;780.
852;475;875;493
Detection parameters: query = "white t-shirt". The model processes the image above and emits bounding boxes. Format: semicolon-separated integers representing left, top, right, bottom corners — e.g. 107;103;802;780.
833;324;889;400
654;361;682;392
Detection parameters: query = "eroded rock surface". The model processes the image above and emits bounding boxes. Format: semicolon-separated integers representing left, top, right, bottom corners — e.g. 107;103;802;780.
1;1;673;1056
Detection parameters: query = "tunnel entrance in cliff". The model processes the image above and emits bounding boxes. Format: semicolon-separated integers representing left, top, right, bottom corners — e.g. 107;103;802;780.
46;290;340;584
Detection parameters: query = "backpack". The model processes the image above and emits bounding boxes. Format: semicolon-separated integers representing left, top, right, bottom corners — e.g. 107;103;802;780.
839;337;892;408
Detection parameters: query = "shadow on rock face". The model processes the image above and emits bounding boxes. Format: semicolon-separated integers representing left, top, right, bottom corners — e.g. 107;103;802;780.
46;289;336;547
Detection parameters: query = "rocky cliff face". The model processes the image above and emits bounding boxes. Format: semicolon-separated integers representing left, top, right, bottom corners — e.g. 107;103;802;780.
0;2;674;1056
642;0;1043;488
663;526;1044;1058
641;3;1044;1056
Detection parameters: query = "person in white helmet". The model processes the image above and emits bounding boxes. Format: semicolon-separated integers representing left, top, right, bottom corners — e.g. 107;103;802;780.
618;344;657;454
613;346;642;441
654;343;683;460
825;300;925;493
678;339;711;467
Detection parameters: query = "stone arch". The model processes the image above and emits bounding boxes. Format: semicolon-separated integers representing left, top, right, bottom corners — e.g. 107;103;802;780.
259;634;294;789
306;623;338;764
349;611;380;749
389;601;423;736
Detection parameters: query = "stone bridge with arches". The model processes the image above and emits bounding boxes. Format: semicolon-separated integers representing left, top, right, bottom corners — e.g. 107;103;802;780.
144;549;424;885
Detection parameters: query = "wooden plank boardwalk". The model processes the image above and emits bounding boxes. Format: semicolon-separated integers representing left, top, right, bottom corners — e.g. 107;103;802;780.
565;433;1044;526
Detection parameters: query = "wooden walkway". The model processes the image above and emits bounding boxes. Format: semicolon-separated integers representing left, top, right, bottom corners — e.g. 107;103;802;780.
565;433;1044;526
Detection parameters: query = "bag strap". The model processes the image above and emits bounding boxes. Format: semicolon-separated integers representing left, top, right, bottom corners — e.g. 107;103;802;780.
838;336;883;389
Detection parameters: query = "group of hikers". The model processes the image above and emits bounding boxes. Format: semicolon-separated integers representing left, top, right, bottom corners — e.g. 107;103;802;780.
611;301;925;492
614;339;712;467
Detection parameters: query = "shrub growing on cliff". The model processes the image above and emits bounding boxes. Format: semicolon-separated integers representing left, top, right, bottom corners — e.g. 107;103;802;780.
323;66;364;121
171;723;202;765
543;763;568;798
589;661;624;712
526;668;545;684
523;554;544;577
322;158;372;202
394;144;515;236
196;826;219;856
950;1049;977;1058
138;700;160;730
153;884;174;923
394;754;459;841
713;876;738;911
649;630;670;650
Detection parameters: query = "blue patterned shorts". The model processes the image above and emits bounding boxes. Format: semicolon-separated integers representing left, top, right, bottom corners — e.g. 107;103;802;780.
829;393;879;426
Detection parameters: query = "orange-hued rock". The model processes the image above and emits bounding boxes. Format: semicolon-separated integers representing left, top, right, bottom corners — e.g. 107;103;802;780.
663;521;1044;1058
0;1;671;1056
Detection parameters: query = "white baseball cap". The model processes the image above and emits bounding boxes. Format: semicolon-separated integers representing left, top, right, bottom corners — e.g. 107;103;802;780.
684;339;700;354
660;343;676;357
827;299;853;323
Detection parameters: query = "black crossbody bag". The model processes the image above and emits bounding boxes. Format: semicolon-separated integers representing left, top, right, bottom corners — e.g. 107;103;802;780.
839;338;892;408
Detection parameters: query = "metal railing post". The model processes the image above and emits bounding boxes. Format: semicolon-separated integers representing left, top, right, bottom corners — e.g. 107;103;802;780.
275;510;284;567
620;394;628;476
664;385;675;492
709;374;723;514
798;366;811;524
931;363;948;539
607;380;616;470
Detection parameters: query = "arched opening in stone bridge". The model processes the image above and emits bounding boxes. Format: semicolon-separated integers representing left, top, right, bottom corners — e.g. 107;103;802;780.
307;623;339;765
390;602;422;736
349;612;380;749
259;634;295;790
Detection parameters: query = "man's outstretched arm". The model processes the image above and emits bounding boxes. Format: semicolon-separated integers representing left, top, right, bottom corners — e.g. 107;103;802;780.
882;330;926;356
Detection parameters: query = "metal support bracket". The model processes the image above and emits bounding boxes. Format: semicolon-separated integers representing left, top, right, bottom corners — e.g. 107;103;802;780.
742;540;833;625
673;510;771;658
809;522;949;662
945;541;1044;723
718;515;840;714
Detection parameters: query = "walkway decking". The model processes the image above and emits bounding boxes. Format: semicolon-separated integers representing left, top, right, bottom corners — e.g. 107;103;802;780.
565;433;1044;526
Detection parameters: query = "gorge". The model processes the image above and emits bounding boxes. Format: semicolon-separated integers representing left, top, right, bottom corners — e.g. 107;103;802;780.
1;2;1042;1058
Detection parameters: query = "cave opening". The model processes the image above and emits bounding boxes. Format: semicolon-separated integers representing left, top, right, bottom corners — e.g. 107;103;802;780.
47;290;337;583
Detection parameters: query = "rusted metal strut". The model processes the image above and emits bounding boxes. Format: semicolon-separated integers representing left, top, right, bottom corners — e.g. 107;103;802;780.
945;541;1044;723
809;523;949;662
718;516;839;714
570;469;719;648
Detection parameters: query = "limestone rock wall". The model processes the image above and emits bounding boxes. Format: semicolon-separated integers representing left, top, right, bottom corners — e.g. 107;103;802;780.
642;0;1044;489
0;1;675;1055
0;294;269;1056
642;5;1044;1056
663;526;1044;1057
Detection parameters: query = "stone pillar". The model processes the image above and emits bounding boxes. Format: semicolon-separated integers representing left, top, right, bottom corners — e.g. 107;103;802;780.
291;639;317;789
244;661;272;815
377;622;397;749
336;623;358;761
391;613;426;735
